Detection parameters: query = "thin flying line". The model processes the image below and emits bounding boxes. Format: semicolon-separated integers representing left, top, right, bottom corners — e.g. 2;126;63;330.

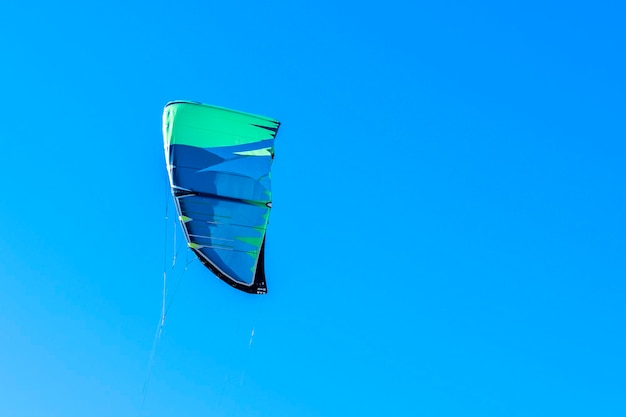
138;189;170;417
164;256;195;318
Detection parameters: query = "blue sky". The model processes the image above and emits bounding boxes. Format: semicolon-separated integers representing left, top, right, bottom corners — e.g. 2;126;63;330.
1;1;625;416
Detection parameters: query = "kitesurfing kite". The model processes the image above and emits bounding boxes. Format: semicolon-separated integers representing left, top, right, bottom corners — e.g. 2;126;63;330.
162;101;280;294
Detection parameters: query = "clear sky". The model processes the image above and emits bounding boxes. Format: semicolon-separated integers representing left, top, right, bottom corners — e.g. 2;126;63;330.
1;1;625;416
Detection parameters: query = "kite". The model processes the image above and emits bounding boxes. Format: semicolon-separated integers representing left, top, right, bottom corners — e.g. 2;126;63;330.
162;100;280;294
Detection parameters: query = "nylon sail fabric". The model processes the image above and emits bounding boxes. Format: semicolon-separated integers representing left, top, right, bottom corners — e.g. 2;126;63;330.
163;101;280;294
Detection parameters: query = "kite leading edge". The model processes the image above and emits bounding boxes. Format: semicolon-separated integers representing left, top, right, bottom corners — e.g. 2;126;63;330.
162;100;280;294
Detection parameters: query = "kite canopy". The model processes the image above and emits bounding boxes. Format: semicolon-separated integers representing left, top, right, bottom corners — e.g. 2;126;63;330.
162;101;280;294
